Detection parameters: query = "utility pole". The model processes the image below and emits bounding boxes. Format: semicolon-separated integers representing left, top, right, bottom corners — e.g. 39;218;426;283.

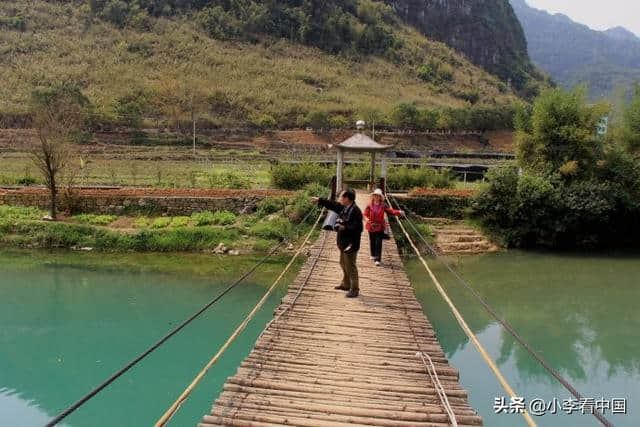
191;93;196;157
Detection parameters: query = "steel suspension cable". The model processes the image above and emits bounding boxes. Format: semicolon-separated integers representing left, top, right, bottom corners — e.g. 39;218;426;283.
384;191;537;427
154;209;325;426
45;205;320;427
386;190;613;427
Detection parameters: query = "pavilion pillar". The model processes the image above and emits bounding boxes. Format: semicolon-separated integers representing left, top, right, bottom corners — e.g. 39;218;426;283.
370;152;376;191
381;156;387;179
336;149;344;196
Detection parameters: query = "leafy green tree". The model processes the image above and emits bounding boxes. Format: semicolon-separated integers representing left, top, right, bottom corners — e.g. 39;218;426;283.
618;83;640;153
304;111;330;131
516;86;608;177
390;103;419;128
474;86;640;249
329;114;349;129
113;89;149;128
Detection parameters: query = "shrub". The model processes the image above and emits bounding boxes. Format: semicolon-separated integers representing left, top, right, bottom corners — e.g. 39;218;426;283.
618;83;640;153
133;217;150;228
305;111;330;131
257;197;288;217
211;210;236;225
344;163;371;181
72;214;118;226
252;238;276;251
170;216;191;228
390;103;420;128
302;182;328;198
471;163;640;248
417;60;453;84
356;23;395;54
207;171;251;189
191;211;215;226
250;217;293;240
329;115;349;129
151;217;171;229
453;90;480;105
0;15;26;31
0;205;43;220
270;163;332;190
387;166;454;190
251;114;277;129
400;194;471;220
17;176;37;186
431;169;455;189
286;191;315;223
113;90;149;128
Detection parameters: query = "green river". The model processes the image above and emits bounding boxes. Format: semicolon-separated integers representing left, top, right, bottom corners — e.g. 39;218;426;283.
0;248;638;426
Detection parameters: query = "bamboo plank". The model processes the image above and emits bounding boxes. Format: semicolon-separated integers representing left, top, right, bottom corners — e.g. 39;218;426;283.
201;204;482;426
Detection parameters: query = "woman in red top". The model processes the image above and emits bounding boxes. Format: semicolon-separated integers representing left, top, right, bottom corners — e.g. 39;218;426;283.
364;188;404;266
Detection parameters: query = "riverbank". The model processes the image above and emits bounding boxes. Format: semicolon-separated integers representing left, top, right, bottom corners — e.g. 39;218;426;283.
0;202;319;254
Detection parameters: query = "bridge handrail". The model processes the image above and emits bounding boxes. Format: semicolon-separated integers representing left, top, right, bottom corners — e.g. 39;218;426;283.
154;209;326;426
386;190;613;427
385;191;538;427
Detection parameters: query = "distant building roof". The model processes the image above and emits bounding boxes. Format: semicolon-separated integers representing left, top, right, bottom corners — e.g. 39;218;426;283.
336;133;391;152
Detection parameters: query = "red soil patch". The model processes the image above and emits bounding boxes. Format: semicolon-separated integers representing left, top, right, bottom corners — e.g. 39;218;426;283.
3;187;293;198
408;188;474;197
484;131;515;152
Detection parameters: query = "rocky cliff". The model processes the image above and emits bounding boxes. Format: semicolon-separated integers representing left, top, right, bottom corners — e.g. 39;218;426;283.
387;0;537;92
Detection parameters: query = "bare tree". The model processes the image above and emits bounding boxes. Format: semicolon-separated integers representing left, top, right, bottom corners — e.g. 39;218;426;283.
30;84;86;219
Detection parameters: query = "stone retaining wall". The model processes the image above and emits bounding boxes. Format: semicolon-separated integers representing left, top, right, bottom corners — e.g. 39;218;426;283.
0;190;288;215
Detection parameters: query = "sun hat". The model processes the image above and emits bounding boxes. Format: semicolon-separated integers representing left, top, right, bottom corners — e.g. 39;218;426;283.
371;188;384;196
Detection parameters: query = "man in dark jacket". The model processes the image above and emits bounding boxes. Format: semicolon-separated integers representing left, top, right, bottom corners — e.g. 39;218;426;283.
312;189;363;298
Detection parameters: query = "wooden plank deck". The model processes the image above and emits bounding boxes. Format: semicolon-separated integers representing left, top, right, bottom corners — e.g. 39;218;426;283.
199;197;483;426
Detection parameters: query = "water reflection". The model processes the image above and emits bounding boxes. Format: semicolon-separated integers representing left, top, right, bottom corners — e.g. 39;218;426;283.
406;250;640;426
0;388;62;426
0;250;293;427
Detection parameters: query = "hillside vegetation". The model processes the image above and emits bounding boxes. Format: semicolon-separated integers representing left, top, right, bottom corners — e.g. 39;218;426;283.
0;0;522;130
387;0;543;95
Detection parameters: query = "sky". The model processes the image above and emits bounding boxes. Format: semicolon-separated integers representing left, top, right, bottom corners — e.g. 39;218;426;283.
526;0;640;36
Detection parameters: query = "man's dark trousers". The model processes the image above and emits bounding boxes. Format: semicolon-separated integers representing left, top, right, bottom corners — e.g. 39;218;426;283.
339;250;359;292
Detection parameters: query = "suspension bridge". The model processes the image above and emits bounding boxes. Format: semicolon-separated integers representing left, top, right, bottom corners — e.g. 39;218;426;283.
45;189;612;427
40;124;614;427
196;192;482;426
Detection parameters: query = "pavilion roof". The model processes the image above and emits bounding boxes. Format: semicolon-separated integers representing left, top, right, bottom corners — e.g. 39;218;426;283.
336;133;391;152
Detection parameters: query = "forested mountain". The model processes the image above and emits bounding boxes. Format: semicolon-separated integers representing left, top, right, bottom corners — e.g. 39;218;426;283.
510;0;640;99
386;0;541;94
0;1;543;130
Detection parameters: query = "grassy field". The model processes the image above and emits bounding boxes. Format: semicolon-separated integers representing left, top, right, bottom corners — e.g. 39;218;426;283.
0;1;520;127
0;152;500;189
0;151;273;188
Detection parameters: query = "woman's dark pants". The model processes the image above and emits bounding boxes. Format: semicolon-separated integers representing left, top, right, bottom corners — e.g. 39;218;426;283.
369;231;384;262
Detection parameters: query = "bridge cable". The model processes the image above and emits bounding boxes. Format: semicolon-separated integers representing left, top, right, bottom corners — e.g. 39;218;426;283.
154;209;325;426
416;351;458;427
383;191;538;427
259;228;329;339
44;205;320;427
386;190;613;427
